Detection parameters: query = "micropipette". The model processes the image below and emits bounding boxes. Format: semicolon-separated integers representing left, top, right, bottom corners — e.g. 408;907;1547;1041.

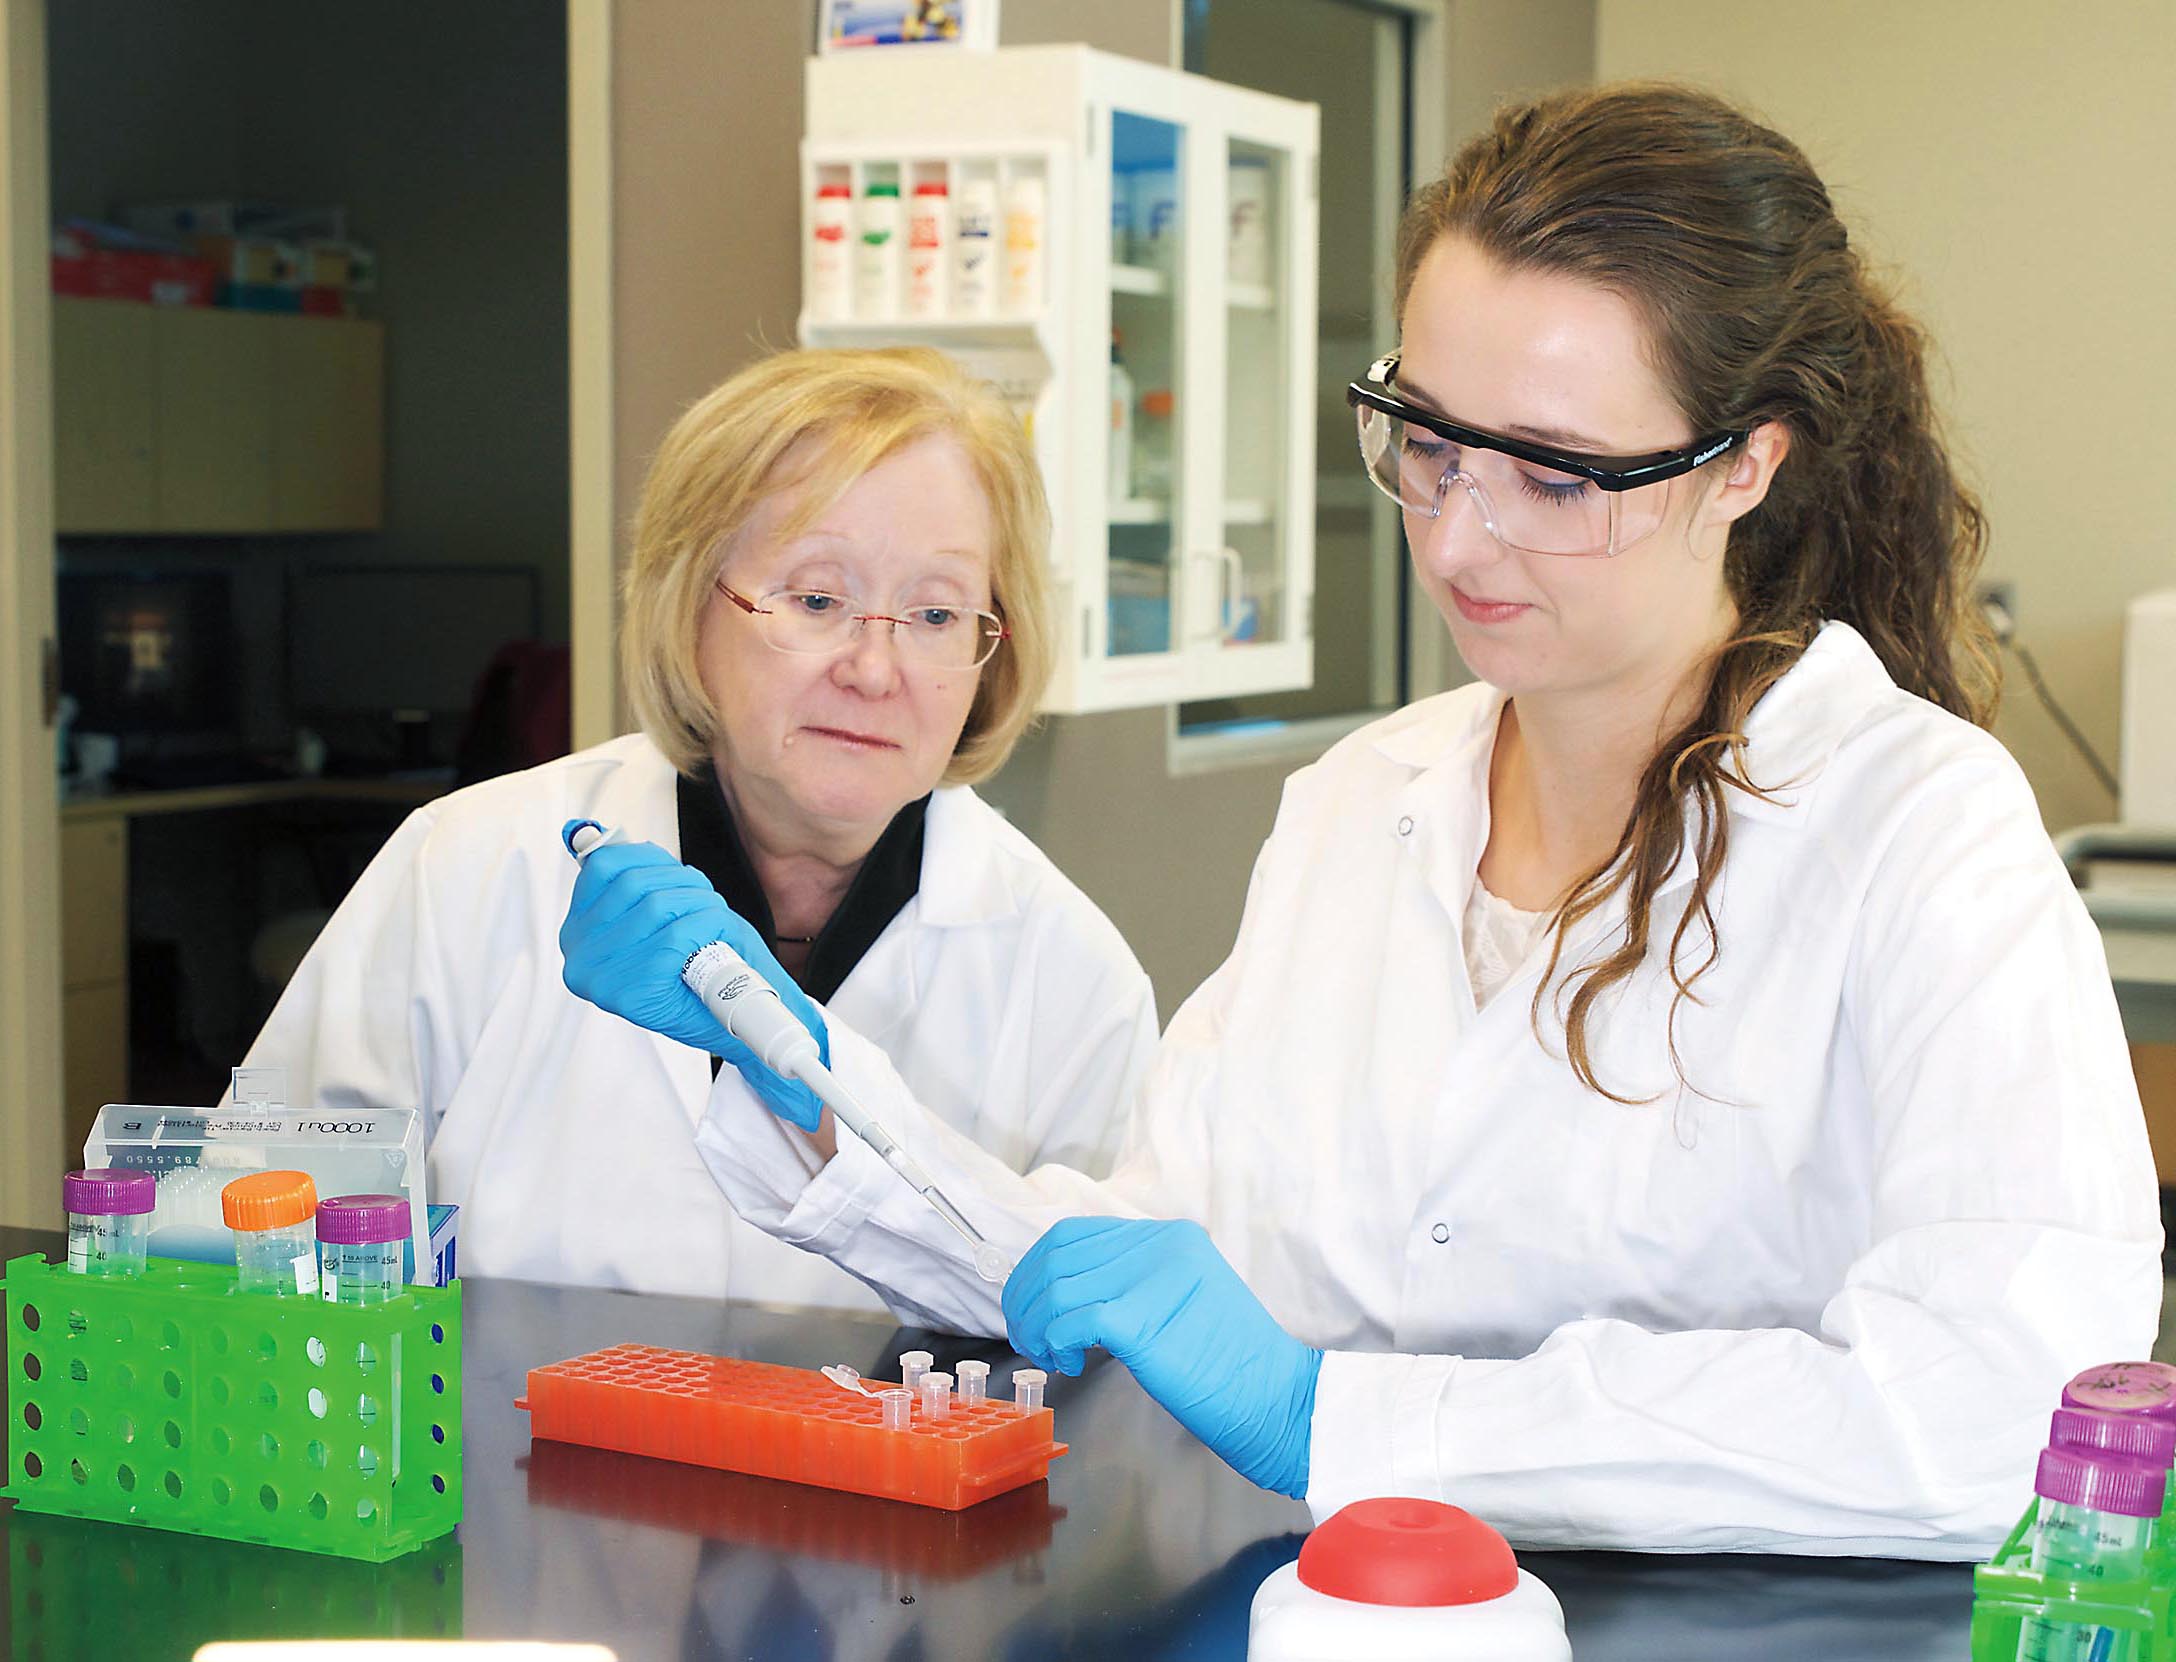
563;819;1014;1285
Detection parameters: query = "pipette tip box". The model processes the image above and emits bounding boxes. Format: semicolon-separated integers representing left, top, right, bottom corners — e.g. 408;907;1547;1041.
517;1343;1066;1512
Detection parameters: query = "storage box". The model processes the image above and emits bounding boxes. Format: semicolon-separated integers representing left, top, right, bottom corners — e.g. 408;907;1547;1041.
199;234;300;288
298;241;355;288
51;225;216;306
123;200;348;245
83;1103;443;1286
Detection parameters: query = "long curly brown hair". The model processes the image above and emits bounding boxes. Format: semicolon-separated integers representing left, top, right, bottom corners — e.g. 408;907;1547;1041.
1396;83;1998;1100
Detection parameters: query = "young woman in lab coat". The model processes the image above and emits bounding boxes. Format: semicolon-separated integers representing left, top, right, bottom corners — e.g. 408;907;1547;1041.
565;85;2160;1553
237;347;1157;1307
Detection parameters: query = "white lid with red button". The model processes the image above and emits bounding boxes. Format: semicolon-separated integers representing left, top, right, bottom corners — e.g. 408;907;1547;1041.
1249;1498;1571;1661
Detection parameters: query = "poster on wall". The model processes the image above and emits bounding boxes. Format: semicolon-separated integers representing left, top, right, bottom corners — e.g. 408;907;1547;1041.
819;0;997;53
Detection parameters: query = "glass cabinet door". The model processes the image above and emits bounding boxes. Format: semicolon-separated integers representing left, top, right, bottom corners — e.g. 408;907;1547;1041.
1216;134;1292;659
1104;110;1184;663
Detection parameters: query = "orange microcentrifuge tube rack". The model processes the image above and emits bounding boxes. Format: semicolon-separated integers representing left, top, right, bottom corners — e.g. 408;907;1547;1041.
516;1343;1067;1512
523;1437;1067;1578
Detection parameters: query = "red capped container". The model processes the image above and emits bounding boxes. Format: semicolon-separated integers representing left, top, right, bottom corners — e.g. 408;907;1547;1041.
1249;1498;1570;1659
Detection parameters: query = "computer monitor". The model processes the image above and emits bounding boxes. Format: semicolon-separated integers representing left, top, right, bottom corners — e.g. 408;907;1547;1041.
57;569;240;741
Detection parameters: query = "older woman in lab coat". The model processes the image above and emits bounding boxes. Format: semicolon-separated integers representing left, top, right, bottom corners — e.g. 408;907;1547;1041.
566;85;2160;1553
237;347;1156;1307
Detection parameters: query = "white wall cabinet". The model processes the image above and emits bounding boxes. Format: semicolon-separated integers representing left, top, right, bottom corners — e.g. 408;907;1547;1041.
801;45;1319;714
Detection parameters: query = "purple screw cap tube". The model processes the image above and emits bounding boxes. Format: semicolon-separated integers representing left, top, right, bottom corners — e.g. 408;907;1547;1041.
2021;1447;2165;1656
315;1194;410;1306
2052;1406;2176;1470
2035;1446;2167;1518
63;1168;156;1276
2062;1362;2176;1421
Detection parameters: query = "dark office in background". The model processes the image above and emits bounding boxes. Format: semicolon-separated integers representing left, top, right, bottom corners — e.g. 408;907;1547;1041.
47;1;571;1123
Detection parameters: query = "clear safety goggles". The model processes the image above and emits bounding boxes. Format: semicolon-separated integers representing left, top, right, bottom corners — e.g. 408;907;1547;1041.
717;580;1010;670
1346;354;1747;558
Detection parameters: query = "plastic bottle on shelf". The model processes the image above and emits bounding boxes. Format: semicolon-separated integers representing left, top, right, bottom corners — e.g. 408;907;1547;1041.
952;177;996;317
808;181;853;320
1228;156;1273;287
1136;387;1175;499
1131;166;1179;276
906;180;950;318
855;179;902;319
1108;331;1134;507
222;1170;320;1296
1001;173;1046;314
62;1168;154;1276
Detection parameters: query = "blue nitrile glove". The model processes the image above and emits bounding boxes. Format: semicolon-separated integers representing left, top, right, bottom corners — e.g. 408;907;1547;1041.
558;830;828;1130
1002;1217;1323;1499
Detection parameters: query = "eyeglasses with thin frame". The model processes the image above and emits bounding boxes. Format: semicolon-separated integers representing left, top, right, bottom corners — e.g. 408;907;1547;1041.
1346;353;1748;557
717;580;1011;669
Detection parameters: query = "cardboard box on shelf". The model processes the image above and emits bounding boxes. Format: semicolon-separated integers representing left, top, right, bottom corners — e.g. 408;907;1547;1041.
123;199;348;245
298;241;354;288
50;224;216;306
198;234;300;288
221;281;303;314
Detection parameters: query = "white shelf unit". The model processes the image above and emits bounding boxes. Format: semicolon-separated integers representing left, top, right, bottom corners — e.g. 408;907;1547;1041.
801;45;1319;715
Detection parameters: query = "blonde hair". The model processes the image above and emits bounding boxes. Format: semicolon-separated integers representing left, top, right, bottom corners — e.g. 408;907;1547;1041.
621;346;1054;784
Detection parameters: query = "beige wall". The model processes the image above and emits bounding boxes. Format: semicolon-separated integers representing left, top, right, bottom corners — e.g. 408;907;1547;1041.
1446;0;1596;141
1596;0;2176;834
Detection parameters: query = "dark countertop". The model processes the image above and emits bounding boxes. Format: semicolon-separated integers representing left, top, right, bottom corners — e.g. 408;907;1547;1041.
0;1225;1974;1660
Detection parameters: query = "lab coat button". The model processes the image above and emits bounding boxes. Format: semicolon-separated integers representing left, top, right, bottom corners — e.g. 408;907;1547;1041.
1430;1222;1450;1244
1398;816;1415;837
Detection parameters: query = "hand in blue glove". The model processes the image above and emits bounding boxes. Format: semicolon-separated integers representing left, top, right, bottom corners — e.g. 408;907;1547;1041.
558;830;828;1130
1002;1217;1322;1499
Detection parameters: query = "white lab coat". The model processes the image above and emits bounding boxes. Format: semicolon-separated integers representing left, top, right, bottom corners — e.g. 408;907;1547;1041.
695;622;2163;1556
236;732;1158;1311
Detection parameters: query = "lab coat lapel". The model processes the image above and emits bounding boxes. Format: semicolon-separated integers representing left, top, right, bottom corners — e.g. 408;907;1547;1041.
829;786;1021;1049
1373;686;1505;947
1547;622;1903;979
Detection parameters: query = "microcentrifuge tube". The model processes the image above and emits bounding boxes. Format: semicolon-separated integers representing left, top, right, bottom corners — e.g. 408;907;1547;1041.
921;1371;953;1421
900;1350;934;1393
957;1359;990;1406
878;1387;913;1432
1013;1367;1047;1416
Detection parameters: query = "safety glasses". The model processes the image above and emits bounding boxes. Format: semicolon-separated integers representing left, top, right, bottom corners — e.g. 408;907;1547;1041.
1346;354;1747;557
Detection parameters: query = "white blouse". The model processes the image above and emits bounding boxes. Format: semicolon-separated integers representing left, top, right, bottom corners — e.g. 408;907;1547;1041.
1462;877;1553;1009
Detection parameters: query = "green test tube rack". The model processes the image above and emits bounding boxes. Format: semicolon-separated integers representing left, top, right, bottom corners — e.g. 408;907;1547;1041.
4;1253;462;1562
1971;1495;2176;1659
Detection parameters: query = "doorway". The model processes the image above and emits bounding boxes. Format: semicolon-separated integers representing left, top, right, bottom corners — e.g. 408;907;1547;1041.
5;0;577;1218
